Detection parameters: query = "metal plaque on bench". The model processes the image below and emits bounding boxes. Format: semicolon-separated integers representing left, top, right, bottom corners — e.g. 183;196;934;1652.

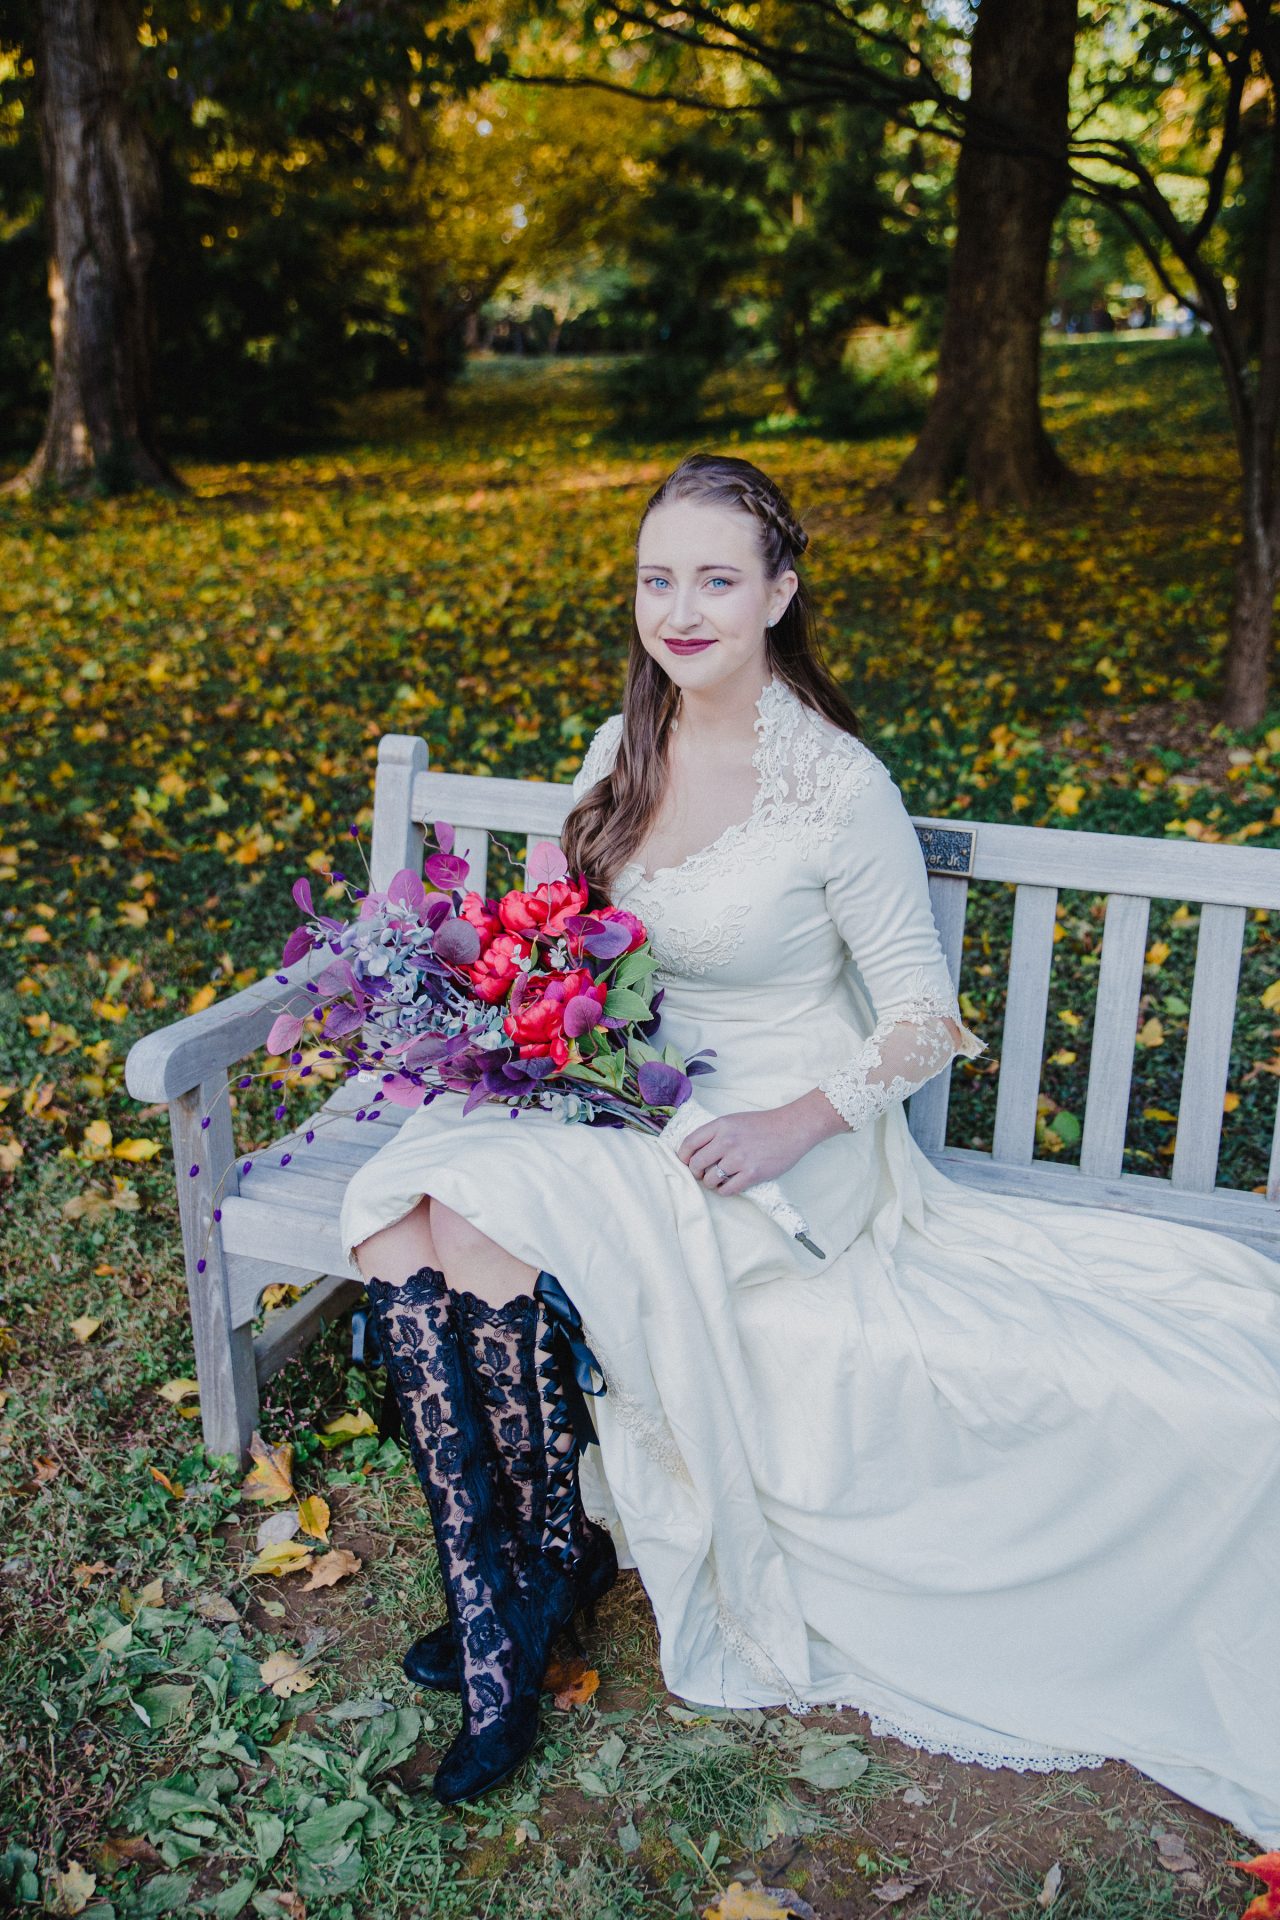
914;823;977;877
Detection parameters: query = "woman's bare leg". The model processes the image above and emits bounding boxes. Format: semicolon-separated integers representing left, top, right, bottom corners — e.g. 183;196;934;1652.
352;1196;537;1308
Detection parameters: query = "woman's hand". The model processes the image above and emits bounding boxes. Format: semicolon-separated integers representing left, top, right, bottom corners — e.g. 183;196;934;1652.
676;1089;847;1196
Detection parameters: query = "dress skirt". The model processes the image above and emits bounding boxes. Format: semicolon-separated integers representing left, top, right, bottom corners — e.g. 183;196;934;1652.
337;1076;1280;1849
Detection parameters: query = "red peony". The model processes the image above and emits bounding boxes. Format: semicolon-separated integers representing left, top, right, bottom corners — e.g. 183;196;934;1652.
458;889;502;949
498;876;589;941
503;966;608;1067
466;929;535;1004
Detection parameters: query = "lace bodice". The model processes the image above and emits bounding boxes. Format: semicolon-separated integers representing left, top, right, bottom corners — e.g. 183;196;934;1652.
569;674;986;1132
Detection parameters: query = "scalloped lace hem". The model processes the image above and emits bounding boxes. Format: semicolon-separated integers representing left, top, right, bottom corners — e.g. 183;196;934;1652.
783;1694;1110;1772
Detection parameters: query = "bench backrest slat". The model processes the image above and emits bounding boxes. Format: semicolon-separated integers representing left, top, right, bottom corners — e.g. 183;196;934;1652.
1080;893;1151;1181
1172;902;1246;1194
991;884;1059;1168
909;874;972;1153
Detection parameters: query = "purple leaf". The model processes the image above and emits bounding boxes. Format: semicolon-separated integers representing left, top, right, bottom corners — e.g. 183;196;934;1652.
433;819;455;855
636;1061;691;1108
267;1013;305;1054
323;1001;364;1038
380;1075;426;1108
563;993;603;1038
425;851;471;891
583;920;632;959
434;916;482;965
527;840;568;886
291;875;314;917
424;895;454;930
281;926;315;966
387;868;427;915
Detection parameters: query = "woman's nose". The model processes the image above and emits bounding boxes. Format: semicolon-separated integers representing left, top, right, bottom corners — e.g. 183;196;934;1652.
671;585;703;628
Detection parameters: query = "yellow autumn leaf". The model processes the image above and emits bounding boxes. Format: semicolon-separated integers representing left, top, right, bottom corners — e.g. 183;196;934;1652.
1057;1009;1081;1028
1143;1107;1178;1123
188;983;218;1014
1145;941;1170;967
157;1378;200;1404
1136;1017;1165;1048
91;998;129;1022
112;1137;161;1162
1261;980;1280;1012
47;1859;96;1916
317;1408;378;1448
1054;784;1086;816
23;924;51;943
81;1118;112;1158
297;1494;330;1542
1223;1090;1240;1113
246;1538;314;1578
150;1466;184;1499
301;1547;362;1590
259;1650;317;1696
240;1432;296;1504
70;1316;101;1344
1048;1049;1076;1065
703;1884;802;1919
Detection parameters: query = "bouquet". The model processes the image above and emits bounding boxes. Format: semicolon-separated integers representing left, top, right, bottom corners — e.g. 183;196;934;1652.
190;820;824;1276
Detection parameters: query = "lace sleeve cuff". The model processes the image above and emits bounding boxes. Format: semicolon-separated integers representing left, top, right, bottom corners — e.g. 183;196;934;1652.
816;972;987;1134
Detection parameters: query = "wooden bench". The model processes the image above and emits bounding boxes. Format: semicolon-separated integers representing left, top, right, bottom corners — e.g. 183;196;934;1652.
125;732;1280;1465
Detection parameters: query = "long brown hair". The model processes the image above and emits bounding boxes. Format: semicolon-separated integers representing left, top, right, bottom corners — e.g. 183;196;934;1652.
561;452;863;905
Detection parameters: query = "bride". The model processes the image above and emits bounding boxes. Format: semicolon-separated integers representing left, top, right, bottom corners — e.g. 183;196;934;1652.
341;452;1280;1842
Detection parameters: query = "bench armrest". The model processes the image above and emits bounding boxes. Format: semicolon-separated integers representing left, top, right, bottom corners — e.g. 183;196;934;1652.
124;951;326;1104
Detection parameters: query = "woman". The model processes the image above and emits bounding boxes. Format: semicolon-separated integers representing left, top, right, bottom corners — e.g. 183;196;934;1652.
341;453;1280;1841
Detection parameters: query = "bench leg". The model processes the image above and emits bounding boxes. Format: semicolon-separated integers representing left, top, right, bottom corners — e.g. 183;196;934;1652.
171;1078;259;1465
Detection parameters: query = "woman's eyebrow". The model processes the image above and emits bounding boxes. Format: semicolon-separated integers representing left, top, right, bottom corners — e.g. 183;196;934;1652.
637;562;743;572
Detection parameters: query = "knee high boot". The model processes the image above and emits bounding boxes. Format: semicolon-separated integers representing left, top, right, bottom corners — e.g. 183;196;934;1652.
364;1264;564;1805
401;1270;619;1693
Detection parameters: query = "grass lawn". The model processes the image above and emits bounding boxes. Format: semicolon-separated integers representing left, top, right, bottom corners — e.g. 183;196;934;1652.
1;338;1276;1918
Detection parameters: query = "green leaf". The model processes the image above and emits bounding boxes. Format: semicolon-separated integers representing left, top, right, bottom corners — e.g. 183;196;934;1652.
1049;1109;1081;1145
248;1813;285;1864
207;1873;257;1919
136;1873;195;1915
359;1706;422;1776
603;985;653;1022
790;1734;870;1791
293;1800;368;1862
132;1685;194;1731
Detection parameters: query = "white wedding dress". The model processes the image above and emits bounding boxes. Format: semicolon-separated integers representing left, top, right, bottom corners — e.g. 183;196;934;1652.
339;673;1280;1846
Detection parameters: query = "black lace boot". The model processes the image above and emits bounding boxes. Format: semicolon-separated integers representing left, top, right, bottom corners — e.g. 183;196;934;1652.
365;1264;556;1805
403;1270;618;1692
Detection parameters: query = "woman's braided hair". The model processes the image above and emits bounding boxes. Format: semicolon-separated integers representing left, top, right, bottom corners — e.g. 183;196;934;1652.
558;449;862;906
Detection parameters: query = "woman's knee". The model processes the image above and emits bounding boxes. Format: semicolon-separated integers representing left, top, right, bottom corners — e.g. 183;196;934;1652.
352;1195;438;1284
427;1196;498;1266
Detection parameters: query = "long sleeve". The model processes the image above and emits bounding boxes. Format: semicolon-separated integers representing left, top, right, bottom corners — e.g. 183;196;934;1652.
815;756;986;1133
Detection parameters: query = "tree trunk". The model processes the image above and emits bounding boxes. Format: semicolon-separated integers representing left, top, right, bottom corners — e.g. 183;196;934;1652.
7;0;178;495
893;0;1079;508
1217;88;1280;730
1220;514;1277;730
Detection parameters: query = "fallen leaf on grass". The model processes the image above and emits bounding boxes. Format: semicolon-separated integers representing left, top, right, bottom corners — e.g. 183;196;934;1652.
1225;1852;1280;1920
542;1653;600;1708
297;1494;330;1541
301;1548;361;1590
260;1650;317;1697
246;1539;314;1578
46;1859;96;1916
195;1592;239;1623
704;1883;816;1919
70;1316;101;1343
31;1455;61;1486
317;1409;378;1448
157;1378;200;1404
72;1561;111;1587
1038;1862;1063;1907
241;1432;296;1504
257;1511;301;1550
119;1577;165;1616
873;1877;926;1904
1153;1832;1197;1874
149;1466;184;1499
